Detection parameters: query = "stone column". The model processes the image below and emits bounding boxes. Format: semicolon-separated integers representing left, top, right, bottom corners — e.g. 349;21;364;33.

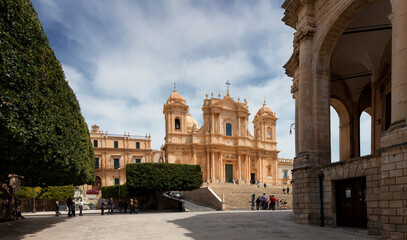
206;151;210;182
296;35;314;168
220;153;223;182
238;154;242;181
390;1;407;126
211;152;215;180
193;152;196;165
246;155;251;182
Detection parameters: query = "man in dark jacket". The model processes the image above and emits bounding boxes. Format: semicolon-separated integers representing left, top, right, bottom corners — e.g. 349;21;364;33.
101;199;105;215
108;198;114;215
67;196;73;217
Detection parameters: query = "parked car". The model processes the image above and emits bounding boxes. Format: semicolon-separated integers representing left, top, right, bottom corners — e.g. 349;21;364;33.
170;191;181;199
86;189;100;194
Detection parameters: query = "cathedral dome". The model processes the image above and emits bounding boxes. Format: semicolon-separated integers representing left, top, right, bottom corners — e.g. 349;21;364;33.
167;85;186;104
256;101;275;117
186;114;199;131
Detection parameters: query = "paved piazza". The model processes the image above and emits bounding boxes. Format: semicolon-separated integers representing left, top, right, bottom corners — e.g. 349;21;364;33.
0;210;379;240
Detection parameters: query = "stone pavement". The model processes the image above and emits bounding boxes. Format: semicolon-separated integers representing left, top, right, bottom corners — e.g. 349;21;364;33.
0;210;380;240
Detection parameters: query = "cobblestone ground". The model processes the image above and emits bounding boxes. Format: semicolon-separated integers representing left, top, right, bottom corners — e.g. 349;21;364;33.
0;210;380;240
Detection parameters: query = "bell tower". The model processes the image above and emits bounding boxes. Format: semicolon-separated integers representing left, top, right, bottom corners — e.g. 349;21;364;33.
163;84;189;140
253;100;278;142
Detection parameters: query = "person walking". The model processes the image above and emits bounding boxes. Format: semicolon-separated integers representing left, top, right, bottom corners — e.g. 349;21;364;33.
271;195;277;210
130;199;134;214
101;199;105;215
134;198;138;214
67;196;73;217
256;196;261;210
55;201;61;216
260;193;267;210
71;202;76;217
282;187;286;194
79;199;83;216
108;198;114;215
287;186;290;194
250;194;255;210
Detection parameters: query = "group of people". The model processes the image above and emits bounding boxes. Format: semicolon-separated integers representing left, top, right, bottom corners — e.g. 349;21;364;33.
101;198;139;215
251;193;288;210
56;195;83;217
282;186;290;194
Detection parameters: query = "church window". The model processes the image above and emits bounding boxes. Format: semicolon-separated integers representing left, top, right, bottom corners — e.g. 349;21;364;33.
284;170;288;179
114;141;118;148
226;123;232;136
136;158;141;163
94;140;98;147
114;178;120;185
95;158;99;169
136;142;140;149
114;158;120;169
175;118;181;129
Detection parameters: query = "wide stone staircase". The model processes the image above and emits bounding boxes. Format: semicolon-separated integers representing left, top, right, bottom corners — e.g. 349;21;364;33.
208;183;293;210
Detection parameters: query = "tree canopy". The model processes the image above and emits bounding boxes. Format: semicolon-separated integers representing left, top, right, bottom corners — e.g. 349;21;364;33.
126;163;203;197
0;0;95;186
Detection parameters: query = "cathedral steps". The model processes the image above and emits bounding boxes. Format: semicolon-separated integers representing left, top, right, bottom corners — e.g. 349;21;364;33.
207;183;292;210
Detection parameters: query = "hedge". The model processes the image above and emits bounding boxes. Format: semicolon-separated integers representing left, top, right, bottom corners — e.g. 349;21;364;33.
126;163;203;197
101;184;128;199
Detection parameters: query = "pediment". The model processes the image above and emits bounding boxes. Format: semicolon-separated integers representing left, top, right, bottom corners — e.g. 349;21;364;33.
210;98;248;112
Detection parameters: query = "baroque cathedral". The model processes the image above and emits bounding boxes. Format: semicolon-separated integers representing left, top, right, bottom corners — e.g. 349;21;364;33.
162;85;293;185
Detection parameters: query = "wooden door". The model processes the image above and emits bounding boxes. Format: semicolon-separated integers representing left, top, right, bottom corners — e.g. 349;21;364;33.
335;177;367;228
225;164;233;182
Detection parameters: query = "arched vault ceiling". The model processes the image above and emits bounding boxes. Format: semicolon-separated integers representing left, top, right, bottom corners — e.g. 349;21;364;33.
331;0;391;102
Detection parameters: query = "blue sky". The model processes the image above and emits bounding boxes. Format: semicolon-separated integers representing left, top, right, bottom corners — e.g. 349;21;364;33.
31;0;370;160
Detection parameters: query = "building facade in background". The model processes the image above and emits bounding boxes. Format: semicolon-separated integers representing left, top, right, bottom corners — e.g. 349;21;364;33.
162;86;293;185
89;125;152;189
282;0;407;238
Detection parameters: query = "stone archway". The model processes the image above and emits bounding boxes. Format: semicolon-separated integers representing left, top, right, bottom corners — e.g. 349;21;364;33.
330;98;352;161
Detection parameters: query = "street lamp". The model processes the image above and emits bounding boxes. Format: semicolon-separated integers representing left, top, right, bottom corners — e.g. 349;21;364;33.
289;123;295;135
118;167;121;201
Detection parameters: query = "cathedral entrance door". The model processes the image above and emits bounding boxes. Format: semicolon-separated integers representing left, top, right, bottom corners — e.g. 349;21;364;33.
225;164;233;182
250;173;255;184
335;177;367;228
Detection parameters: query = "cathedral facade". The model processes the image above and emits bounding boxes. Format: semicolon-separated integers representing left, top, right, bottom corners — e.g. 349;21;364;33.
162;86;292;185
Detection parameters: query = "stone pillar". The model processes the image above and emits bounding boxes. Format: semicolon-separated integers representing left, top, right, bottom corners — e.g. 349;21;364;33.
296;35;314;168
238;154;242;181
206;151;210;182
193;152;196;165
220;153;223;182
211;152;215;181
390;0;407;126
238;117;241;136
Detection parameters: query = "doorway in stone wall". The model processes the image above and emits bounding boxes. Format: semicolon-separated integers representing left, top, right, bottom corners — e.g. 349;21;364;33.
225;164;233;182
251;173;255;184
335;177;367;228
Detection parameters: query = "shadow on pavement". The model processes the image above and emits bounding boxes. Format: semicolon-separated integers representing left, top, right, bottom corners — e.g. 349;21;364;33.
168;211;378;240
169;211;296;239
0;216;67;240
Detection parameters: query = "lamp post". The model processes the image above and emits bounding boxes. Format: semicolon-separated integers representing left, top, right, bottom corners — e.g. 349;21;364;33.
118;167;121;201
289;123;295;135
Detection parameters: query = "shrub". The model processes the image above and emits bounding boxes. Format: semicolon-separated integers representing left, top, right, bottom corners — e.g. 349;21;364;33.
101;184;128;199
126;163;203;197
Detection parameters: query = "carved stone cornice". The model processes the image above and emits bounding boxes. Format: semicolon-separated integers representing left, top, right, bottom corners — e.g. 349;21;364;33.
283;50;299;78
291;75;299;99
294;19;316;45
281;0;301;29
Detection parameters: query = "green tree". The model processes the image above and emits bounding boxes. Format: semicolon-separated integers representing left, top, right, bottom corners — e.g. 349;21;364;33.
0;0;95;219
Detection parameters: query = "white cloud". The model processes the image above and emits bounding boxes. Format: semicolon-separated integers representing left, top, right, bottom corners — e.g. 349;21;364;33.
34;0;297;158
